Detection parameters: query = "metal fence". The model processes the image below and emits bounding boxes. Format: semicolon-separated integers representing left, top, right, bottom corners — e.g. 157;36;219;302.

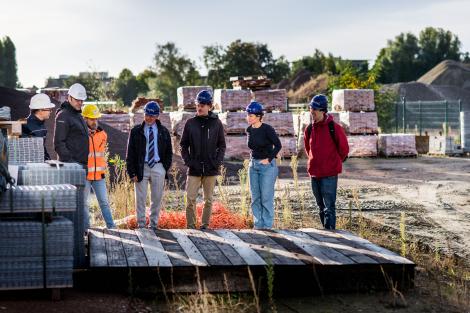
392;99;463;137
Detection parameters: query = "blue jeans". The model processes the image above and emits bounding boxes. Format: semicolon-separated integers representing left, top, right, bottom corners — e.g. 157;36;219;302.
84;179;116;229
249;159;278;229
311;176;338;230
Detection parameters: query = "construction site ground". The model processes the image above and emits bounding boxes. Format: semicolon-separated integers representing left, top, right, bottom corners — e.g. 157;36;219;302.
0;156;469;312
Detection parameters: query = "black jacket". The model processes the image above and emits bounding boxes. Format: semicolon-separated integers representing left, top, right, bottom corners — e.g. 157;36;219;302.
180;112;226;176
22;114;51;160
53;101;89;166
126;120;173;182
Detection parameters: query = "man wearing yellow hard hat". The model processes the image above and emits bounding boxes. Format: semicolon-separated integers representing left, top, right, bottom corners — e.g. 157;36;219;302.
82;103;116;229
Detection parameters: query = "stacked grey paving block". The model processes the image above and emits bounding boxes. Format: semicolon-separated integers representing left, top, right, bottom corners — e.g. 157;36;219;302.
0;217;73;289
17;163;87;268
8;138;44;164
0;185;77;213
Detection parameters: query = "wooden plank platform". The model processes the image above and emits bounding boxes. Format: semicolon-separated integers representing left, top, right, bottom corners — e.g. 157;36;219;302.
86;228;415;294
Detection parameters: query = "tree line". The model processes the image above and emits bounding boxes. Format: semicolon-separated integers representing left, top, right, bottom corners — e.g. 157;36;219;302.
0;36;18;88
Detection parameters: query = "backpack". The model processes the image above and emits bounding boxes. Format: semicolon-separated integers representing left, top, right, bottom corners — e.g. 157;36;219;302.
306;121;347;162
0;132;14;193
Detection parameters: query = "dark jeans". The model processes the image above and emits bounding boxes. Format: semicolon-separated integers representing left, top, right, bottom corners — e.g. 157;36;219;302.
311;176;338;230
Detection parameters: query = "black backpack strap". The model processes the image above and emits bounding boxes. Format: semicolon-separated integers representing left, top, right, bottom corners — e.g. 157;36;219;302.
305;123;313;142
328;121;338;149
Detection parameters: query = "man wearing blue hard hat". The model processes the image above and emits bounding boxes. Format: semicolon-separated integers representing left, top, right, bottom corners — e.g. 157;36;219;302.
180;90;226;230
304;94;349;230
126;101;173;230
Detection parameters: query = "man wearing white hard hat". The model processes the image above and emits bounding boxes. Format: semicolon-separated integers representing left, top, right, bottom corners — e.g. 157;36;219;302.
22;93;56;160
53;83;89;167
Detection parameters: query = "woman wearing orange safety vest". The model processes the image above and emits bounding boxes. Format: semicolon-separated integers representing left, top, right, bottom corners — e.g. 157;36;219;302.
82;103;116;229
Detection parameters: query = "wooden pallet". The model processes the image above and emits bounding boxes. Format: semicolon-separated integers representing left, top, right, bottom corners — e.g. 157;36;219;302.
0;121;23;136
87;228;415;294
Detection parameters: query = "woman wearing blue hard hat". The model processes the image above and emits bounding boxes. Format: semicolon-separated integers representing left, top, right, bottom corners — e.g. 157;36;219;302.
245;101;282;229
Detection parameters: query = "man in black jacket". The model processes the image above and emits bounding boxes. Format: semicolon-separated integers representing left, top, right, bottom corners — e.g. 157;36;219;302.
126;101;172;230
180;90;226;229
53;83;89;167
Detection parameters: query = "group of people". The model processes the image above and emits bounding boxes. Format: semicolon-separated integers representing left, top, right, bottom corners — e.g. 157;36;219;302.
22;83;349;232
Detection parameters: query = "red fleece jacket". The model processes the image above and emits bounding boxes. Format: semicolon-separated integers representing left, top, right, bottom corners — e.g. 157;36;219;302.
304;113;349;178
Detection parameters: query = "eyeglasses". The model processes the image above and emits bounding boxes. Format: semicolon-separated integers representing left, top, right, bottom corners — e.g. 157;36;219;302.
41;109;53;112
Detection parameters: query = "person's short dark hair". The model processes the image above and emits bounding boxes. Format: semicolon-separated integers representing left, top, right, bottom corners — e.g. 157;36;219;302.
31;109;40;114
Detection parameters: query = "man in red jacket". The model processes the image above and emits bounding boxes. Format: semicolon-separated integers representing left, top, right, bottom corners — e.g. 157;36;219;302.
304;94;349;230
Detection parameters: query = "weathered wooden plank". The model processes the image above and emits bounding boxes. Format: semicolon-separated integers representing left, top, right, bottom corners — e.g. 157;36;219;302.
183;229;232;266
103;229;127;267
262;230;316;265
204;230;247;266
168;229;208;267
118;229;148;267
214;230;266;266
236;230;304;265
88;229;108;267
335;230;414;265
301;229;377;264
135;229;172;267
303;228;393;264
276;230;355;265
154;230;192;267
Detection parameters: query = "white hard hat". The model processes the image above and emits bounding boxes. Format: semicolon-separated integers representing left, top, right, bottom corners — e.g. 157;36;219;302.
29;93;56;110
68;83;87;100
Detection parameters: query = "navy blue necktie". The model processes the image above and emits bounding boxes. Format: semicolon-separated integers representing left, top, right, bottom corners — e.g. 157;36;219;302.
148;127;155;168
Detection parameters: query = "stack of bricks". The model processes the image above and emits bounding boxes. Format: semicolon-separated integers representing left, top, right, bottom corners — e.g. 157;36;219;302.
220;112;297;159
378;134;417;157
332;89;378;157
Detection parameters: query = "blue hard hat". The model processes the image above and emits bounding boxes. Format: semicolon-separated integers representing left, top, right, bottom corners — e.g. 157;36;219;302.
196;90;213;105
309;94;328;110
144;101;160;116
246;101;264;115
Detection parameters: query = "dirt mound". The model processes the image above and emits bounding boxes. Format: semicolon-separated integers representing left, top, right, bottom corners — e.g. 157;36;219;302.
288;74;329;103
383;81;470;110
418;60;470;90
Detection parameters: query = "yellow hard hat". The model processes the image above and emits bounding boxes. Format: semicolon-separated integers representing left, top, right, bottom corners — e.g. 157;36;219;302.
81;104;101;119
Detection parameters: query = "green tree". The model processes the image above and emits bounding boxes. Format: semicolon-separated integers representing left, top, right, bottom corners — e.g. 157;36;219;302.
113;68;143;106
64;73;105;101
373;32;420;83
2;36;18;88
373;27;463;83
150;42;201;106
203;39;290;88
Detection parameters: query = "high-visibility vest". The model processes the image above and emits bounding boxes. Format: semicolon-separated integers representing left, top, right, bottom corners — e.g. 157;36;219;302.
87;128;107;181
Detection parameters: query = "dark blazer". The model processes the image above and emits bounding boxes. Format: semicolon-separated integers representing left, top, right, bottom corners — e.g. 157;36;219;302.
126;120;172;182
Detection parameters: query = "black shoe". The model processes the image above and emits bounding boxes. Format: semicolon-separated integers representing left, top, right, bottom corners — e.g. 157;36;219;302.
199;225;208;230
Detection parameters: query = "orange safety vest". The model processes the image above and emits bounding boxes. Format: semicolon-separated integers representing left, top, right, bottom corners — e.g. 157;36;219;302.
87;128;107;180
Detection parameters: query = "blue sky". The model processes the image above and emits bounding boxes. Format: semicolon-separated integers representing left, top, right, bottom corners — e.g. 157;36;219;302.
0;0;468;87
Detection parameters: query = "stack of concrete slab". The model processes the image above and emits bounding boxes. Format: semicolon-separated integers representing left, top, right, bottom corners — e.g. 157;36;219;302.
378;134;418;157
213;89;252;112
347;135;378;157
252;89;287;112
332;89;375;112
428;136;461;155
339;112;378;134
332;89;378;157
177;86;213;111
0;217;73;289
169;111;194;156
17;162;86;268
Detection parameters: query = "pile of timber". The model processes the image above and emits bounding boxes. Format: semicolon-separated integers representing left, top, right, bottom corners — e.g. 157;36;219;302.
230;75;272;91
378;134;418;157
